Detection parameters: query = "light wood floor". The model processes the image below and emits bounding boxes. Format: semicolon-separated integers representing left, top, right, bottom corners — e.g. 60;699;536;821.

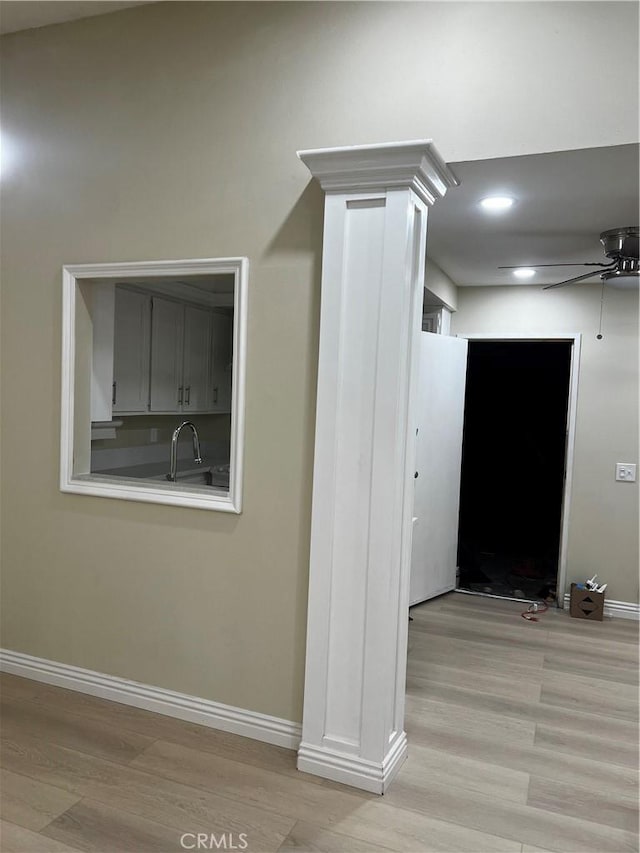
1;592;638;852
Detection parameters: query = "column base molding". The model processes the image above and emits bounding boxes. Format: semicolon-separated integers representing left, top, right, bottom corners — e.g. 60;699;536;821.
297;731;408;794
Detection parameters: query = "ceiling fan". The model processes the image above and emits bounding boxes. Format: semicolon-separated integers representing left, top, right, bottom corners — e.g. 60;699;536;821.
499;226;639;290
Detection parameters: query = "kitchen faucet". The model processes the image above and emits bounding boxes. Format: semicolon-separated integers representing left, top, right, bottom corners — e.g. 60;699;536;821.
167;421;202;482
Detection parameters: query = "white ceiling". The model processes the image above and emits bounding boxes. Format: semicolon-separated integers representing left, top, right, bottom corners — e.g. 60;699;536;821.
0;1;154;35
428;144;640;287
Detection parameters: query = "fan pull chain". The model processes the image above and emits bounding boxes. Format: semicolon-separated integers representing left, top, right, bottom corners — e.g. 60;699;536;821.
596;281;605;340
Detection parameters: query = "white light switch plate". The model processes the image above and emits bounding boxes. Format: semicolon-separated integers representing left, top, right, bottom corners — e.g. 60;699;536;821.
615;463;637;482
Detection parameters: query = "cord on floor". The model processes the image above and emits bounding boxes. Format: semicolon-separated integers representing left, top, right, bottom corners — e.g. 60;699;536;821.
521;601;549;622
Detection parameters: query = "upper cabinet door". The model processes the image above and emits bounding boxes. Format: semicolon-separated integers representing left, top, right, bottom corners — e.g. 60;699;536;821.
182;305;213;413
149;297;184;413
91;283;116;422
112;292;232;417
210;312;233;413
113;288;151;414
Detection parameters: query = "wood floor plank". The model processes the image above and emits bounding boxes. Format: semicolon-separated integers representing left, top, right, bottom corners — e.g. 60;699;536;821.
413;596;542;623
534;723;639;769
405;680;638;742
543;651;639;685
131;740;372;826
2;593;637;853
0;769;81;832
406;663;542;703
408;637;544;680
0;819;82;852
150;726;300;779
404;595;639;852
435;594;638;644
0;674;42;703
412;608;542;635
392;742;530;805
408;611;550;652
308;802;522;853
407;629;546;669
432;608;546;635
543;632;640;667
0;732;295;852
1;695;156;765
404;707;637;798
404;694;537;745
543;610;640;643
278;815;522;853
375;771;638;853
2;678;237;744
431;594;639;651
2;677;301;778
527;774;639;834
42;798;192;852
541;671;639;721
277;820;393;852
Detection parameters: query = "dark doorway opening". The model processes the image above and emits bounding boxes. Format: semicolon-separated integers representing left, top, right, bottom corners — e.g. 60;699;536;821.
457;341;572;603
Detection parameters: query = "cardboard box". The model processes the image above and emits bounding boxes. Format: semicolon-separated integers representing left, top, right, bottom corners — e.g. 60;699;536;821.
569;583;605;621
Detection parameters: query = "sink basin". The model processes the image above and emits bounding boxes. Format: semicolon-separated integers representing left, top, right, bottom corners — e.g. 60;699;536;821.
167;469;229;489
179;471;213;485
178;471;208;483
147;464;229;489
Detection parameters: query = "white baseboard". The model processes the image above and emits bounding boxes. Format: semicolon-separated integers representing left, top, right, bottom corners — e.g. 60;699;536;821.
297;731;407;794
562;594;640;621
0;649;302;750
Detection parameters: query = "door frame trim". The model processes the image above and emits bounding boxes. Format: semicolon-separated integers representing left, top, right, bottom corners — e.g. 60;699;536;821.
456;333;581;606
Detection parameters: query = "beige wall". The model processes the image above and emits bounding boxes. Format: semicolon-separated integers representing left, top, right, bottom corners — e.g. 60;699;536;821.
451;284;639;603
1;2;638;722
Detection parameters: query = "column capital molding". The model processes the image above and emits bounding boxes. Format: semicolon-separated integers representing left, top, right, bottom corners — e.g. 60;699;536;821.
297;139;459;206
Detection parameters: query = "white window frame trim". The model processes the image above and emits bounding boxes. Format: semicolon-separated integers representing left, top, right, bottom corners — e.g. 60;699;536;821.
60;257;248;513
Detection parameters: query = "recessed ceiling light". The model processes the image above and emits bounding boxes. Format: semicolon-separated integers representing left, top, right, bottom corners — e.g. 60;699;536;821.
480;196;515;212
513;268;536;279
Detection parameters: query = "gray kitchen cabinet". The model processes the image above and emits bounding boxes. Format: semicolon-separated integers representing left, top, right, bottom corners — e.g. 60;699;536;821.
148;297;230;414
149;296;184;413
182;305;214;413
112;287;151;414
210;312;233;413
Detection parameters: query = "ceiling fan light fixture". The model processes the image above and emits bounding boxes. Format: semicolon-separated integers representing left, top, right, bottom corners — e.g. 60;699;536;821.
513;268;536;279
479;196;515;213
602;271;639;290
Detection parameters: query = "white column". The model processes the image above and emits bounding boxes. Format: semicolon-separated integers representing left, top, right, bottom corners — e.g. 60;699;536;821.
297;142;459;794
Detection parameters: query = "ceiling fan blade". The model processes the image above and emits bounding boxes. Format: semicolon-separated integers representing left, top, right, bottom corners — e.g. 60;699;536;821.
499;262;612;269
543;269;607;290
